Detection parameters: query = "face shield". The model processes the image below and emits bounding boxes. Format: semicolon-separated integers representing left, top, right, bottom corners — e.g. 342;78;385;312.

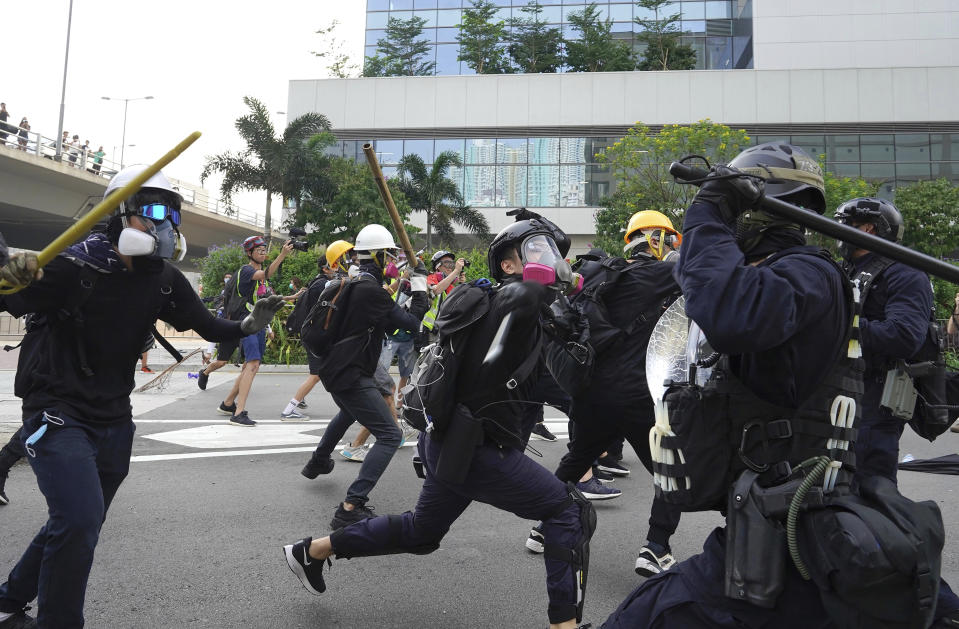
520;234;573;290
625;228;677;260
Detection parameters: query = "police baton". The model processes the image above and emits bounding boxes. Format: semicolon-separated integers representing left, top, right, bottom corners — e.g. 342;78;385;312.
669;162;959;285
0;131;203;294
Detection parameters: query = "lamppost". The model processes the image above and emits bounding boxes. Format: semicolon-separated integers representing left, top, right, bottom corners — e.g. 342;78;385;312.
55;0;74;162
101;95;153;168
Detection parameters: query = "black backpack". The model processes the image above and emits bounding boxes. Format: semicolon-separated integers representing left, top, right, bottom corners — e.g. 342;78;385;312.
284;274;324;337
299;277;355;357
221;266;248;321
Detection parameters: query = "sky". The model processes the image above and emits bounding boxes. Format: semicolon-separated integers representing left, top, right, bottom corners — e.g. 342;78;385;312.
1;0;366;214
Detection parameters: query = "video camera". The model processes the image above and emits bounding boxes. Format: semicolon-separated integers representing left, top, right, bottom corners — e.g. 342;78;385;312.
287;227;311;252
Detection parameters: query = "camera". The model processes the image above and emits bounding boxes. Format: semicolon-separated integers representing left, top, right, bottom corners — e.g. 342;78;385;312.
287;227;310;252
462;260;471;268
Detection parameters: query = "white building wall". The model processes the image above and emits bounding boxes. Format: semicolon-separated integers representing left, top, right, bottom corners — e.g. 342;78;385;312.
753;0;959;70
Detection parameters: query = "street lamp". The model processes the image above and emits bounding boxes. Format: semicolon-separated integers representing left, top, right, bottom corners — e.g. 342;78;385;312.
101;95;154;168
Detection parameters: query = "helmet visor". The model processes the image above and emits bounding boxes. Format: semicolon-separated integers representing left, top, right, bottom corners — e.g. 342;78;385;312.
520;234;563;268
135;203;180;226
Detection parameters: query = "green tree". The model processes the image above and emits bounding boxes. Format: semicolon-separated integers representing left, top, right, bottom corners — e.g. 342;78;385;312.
362;54;391;77
565;3;636;72
201;96;331;239
293;156;417;243
806;163;880;252
375;16;436;76
396;151;490;248
509;2;565;73
593;120;750;253
894;178;959;258
312;20;359;78
457;0;513;74
634;0;696;71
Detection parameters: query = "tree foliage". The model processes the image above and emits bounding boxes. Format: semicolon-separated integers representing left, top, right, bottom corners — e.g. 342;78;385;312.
396;151;490;248
894;178;959;258
457;0;513;74
201;96;331;239
593;120;750;254
634;0;696;71
312;20;359;78
367;16;436;77
509;2;565;74
565;3;635;72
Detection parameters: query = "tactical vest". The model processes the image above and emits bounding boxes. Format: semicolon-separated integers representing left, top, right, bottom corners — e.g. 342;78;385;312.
650;248;864;512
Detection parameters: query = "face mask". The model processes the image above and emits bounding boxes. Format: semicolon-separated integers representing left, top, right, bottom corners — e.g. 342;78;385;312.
117;226;158;257
384;261;399;279
154;220;186;261
838;240;855;261
520;234;573;290
348;264;359;278
289;283;295;290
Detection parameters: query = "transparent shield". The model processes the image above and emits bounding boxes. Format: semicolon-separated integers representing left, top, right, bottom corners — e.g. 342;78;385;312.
646;296;689;403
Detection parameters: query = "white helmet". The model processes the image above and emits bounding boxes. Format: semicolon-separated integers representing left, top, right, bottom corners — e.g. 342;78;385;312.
354;224;397;252
105;164;183;202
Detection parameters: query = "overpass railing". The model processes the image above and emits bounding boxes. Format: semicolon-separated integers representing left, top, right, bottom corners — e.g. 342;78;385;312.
0;124;266;229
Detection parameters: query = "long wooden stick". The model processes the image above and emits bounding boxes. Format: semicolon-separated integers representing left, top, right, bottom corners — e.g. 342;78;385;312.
362;143;417;265
0;131;202;294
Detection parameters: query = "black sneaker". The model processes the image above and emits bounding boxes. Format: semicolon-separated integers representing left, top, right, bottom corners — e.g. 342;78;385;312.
297;400;308;409
301;455;334;479
592;467;616;484
0;474;8;506
530;422;558;442
596;455;630;476
635;544;676;577
525;525;545;553
330;503;376;530
197;370;209;391
283;537;331;595
216;401;237;416
0;607;37;629
229;411;256;427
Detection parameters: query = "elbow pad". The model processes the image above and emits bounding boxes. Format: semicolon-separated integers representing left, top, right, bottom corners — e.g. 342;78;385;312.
410;276;428;293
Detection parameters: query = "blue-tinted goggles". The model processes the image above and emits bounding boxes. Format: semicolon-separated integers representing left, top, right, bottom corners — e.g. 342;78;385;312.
132;203;180;226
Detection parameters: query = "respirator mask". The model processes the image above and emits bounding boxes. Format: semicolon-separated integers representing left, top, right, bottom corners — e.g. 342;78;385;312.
116;202;186;261
520;234;573;291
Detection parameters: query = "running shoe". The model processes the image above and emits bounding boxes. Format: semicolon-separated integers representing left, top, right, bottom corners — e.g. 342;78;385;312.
596;455;630;476
339;444;370;463
530;422;558;442
635;544;676;577
283;537;331;595
526;525;545;554
592;467;616;484
297;400;308;409
399;420;419;447
229;410;257;427
330;503;376;530
280;409;310;421
216;401;237;416
140;366;154;373
197;370;209;391
302;455;334;479
575;476;621;501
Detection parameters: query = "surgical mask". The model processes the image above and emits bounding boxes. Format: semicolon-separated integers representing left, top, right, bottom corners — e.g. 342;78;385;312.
520;234;572;290
289;283;295;290
348;264;359;278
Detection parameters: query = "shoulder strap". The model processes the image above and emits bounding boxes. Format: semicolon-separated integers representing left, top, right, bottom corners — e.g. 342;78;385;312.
506;331;543;390
855;256;895;306
68;265;100;377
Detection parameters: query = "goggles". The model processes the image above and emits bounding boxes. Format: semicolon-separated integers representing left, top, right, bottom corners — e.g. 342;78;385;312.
131;203;181;226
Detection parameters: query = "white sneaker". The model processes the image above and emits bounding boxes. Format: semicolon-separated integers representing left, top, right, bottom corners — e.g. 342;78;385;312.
635;545;676;577
280;409;310;421
399;420;419;447
339;444;370;462
525;527;545;554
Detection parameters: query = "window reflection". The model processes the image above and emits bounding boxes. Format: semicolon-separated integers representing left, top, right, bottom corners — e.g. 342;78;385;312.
435;44;460;74
560;165;587;207
435;139;465;161
496;165;528;206
404;139;435;163
465;139;497;164
528;165;559;206
464;165;496;207
528;138;559;163
861;135;895;162
373;139;403;165
497;138;528;163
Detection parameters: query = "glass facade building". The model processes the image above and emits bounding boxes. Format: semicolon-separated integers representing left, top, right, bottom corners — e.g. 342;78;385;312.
329;133;959;208
365;0;754;74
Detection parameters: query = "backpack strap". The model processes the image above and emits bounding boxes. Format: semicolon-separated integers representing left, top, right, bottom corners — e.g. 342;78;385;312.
63;265;100;376
505;331;543;390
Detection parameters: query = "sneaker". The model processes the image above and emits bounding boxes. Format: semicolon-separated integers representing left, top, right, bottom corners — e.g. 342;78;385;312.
0;476;8;506
596;455;630;476
229;411;257;427
197;370;209;391
302;455;335;479
575;476;622;501
330;502;376;530
297;400;308;409
951;419;959;433
280;409;311;421
0;607;37;629
140;366;154;374
592;467;616;484
339;444;370;463
216;401;237;416
283;537;331;595
399;420;419;447
525;526;545;554
635;544;676;577
530;422;558;442
933;610;959;628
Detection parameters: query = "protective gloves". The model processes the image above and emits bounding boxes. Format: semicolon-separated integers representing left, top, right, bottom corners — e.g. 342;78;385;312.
693;165;765;224
0;252;43;288
410;260;428;293
239;294;285;335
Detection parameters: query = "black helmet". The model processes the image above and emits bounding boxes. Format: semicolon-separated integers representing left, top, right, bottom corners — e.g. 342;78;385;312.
729;142;826;213
835;197;904;243
430;250;454;270
488;217;569;281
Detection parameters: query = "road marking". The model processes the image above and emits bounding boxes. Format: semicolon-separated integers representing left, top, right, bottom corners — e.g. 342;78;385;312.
135;419;331;424
142;424;325;448
131;446;321;462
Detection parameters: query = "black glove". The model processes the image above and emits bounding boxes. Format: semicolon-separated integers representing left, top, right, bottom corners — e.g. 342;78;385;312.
693;165;764;224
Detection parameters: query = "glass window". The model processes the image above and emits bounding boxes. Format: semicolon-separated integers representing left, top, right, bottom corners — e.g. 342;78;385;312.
414;9;438;26
435;139;465;161
390;0;414;9
403;139;434;163
373;139;403;165
860;135;894;162
705;0;731;18
527;166;559;206
528;138;560;163
539;5;562;22
496;165;528;206
415;0;438;7
861;163;895;181
585;176;611;206
464;166;496;206
560;165;588;207
560;138;589;163
634;4;656;21
733;35;752;68
563;23;580;39
611;20;634;33
524;0;560;5
565;4;607;22
931;134;959;161
382;166;398;179
389;10;414;21
704;35;732;68
894;134;929;161
587;138;615;161
366;29;386;47
367;12;390;29
418;28;438;43
754;134;790;146
896;163;931;180
495;6;511;21
685;37;706;69
437;0;461;7
435;44;459;74
826;135;859;162
446;165;464;194
497;138;528;163
932;162;959;180
609;4;632;21
365;45;377;59
368;0;390;9
436;26;459;41
437;8;462;26
465;138;497;164
683;20;706;34
790;135;825;160
681;1;706;20
828;163;860;178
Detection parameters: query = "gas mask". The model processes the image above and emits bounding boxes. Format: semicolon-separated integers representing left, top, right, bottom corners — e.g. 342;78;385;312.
520;234;573;291
117;218;186;262
837;240;856;261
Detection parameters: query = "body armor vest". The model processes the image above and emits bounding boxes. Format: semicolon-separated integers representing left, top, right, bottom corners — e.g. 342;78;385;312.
650;248;864;512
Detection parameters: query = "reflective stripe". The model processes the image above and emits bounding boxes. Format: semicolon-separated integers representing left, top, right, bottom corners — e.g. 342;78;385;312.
421;292;443;331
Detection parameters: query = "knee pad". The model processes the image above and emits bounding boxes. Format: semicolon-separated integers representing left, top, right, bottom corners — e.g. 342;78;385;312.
543;482;596;623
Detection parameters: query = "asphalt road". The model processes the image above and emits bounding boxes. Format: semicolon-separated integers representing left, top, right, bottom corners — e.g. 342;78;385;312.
1;370;957;628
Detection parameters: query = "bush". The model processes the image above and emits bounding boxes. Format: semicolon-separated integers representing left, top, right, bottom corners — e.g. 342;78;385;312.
197;241;327;299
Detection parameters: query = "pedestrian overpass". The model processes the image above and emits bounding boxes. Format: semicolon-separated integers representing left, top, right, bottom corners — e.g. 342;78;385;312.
0;143;284;271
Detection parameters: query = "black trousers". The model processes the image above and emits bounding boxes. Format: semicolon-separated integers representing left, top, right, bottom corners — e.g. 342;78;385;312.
0;426;25;475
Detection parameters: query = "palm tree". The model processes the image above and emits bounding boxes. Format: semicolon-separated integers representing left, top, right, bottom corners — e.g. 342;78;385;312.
201;96;331;238
396;151;490;248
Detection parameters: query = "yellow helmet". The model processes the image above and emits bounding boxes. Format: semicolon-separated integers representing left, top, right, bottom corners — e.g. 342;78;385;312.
624;210;682;260
326;240;354;270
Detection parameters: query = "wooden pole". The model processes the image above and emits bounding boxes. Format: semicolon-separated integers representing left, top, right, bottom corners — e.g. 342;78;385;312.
362;143;417;265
